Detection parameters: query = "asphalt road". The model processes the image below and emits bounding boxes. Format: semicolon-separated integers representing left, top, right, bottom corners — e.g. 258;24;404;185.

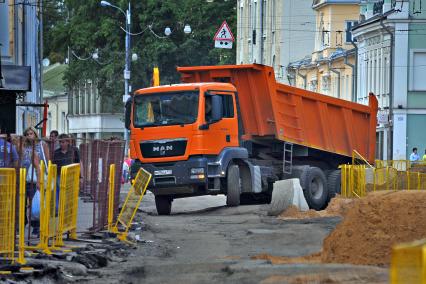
85;192;389;284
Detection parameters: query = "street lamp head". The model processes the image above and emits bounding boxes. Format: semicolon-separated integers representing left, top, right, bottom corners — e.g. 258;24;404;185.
131;53;138;62
92;51;99;60
100;0;111;7
183;24;192;34
164;27;172;36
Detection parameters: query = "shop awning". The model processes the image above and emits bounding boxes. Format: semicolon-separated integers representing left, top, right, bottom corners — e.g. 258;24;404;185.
0;64;31;92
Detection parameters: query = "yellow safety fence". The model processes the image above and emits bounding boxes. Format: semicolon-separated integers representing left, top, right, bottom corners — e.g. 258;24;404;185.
25;161;59;253
56;163;81;247
341;164;426;198
0;169;17;263
376;160;411;171
341;164;367;198
112;167;151;242
391;239;426;284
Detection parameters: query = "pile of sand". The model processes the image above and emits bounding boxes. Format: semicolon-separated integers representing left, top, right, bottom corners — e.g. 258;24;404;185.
266;191;426;266
278;197;354;220
322;191;426;265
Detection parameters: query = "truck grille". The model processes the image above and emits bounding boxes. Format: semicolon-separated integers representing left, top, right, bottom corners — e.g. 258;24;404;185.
140;139;187;158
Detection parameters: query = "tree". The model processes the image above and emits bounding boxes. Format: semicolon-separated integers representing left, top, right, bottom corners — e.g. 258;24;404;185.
44;0;237;100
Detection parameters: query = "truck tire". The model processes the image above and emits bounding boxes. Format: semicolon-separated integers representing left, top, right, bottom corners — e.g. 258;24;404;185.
327;170;341;201
155;196;172;215
226;164;241;206
300;167;328;210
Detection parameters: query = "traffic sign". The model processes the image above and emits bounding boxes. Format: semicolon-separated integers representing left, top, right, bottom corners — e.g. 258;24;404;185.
214;21;234;49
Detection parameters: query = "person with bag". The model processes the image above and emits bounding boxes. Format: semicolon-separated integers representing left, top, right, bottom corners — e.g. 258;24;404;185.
52;134;80;210
22;129;41;237
23;127;50;165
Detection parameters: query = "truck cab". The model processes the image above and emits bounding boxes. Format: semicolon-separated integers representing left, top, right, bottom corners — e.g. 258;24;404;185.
127;83;251;214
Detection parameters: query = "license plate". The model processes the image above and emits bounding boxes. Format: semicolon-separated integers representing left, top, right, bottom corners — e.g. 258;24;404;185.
154;170;172;176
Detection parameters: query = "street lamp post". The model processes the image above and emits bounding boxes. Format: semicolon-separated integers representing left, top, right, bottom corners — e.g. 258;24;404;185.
100;0;131;151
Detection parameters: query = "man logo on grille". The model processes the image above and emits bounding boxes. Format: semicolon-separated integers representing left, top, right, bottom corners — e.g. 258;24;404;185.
153;145;173;156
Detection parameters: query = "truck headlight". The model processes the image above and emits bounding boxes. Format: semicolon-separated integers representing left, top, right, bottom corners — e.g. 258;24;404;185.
190;174;205;180
190;168;204;174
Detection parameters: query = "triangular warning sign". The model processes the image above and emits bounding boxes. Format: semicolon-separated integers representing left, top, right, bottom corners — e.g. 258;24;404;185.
214;21;234;42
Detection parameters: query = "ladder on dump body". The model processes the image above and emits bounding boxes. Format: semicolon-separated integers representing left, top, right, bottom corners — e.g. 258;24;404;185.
283;142;293;174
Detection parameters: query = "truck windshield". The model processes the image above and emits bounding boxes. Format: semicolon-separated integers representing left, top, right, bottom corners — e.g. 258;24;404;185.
133;91;199;127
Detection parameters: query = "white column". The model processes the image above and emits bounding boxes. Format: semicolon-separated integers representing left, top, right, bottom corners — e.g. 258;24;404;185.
392;22;409;160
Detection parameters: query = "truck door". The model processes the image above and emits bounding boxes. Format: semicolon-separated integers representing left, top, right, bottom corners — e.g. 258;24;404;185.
203;92;238;153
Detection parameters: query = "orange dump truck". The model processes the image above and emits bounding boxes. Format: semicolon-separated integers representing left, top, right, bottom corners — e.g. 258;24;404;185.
126;64;378;215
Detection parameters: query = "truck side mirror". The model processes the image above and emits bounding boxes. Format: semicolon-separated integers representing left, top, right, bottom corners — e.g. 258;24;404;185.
125;98;132;130
211;95;223;122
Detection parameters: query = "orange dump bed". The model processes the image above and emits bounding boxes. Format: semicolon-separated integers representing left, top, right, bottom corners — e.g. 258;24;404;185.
178;64;378;163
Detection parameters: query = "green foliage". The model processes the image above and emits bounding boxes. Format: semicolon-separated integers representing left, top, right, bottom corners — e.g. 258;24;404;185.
44;0;237;99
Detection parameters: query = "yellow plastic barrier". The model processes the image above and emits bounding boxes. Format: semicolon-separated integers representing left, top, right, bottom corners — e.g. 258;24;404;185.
56;164;80;247
0;169;17;263
391;239;426;284
373;167;398;191
341;164;366;198
108;164;115;231
112;168;151;242
18;169;26;264
24;161;59;253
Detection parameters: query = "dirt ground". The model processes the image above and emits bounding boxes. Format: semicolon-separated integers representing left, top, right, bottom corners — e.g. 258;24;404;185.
74;192;388;284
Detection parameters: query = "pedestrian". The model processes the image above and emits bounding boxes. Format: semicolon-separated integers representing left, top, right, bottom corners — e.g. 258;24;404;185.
23;127;49;166
22;130;41;237
422;149;426;162
52;134;80;206
49;130;60;155
122;156;130;184
0;132;18;168
409;147;420;163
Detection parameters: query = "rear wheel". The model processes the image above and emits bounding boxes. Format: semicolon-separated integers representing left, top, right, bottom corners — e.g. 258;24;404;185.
327;170;341;201
226;164;241;206
155;196;172;215
300;167;328;210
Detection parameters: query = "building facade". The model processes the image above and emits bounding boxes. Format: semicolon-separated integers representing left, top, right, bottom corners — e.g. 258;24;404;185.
288;0;360;101
353;0;426;160
236;0;316;83
0;0;42;134
67;79;124;141
43;63;68;135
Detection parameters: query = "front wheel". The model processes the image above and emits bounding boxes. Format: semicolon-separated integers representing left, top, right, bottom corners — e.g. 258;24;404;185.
226;164;241;206
155;196;172;215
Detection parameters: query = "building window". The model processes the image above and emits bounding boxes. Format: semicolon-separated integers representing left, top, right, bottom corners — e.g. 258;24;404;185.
410;50;426;91
252;1;257;45
376;131;384;160
75;88;79;114
321;28;329;48
47;112;52;133
0;2;10;57
309;80;317;92
345;21;358;43
61;112;66;132
321;75;330;92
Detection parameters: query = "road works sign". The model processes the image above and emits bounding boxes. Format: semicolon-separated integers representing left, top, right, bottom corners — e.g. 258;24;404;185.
214;21;234;49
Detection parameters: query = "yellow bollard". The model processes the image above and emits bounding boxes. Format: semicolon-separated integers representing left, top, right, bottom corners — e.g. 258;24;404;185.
108;164;116;232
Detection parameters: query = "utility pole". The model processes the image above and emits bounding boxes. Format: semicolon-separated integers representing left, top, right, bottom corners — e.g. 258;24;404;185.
101;0;131;153
123;2;131;154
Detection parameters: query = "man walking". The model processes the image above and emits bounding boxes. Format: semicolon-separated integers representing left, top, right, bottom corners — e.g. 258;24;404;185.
0;130;18;168
409;147;420;163
52;134;80;204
